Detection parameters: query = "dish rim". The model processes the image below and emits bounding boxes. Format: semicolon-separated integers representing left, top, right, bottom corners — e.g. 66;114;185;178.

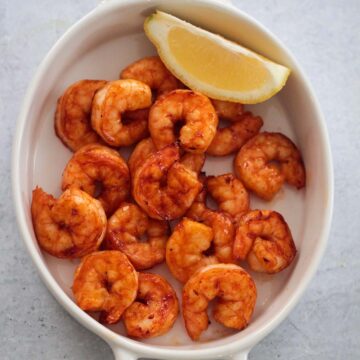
11;0;334;358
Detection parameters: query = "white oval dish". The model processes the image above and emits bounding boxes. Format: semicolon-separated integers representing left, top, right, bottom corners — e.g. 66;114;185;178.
12;0;333;359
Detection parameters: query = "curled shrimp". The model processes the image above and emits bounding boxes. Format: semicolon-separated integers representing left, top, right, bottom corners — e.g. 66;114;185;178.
123;273;179;338
55;80;107;151
207;112;263;156
61;144;130;215
234;132;306;200
182;264;257;340
128;137;205;176
166;218;233;283
91;79;152;147
132;143;202;220
120;56;181;96
149;90;218;153
207;174;249;223
31;187;106;258
72;250;138;324
104;203;169;270
233;210;297;273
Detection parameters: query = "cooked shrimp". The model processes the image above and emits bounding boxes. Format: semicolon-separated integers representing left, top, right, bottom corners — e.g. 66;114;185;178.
128;137;205;176
55;80;107;151
128;138;156;176
123;273;179;338
104;203;169;270
207;112;263;156
180;152;205;174
31;187;106;258
207;174;249;223
187;206;235;260
120;56;181;96
182;264;257;340
72;250;138;324
166;218;233;283
91;79;152;146
185;173;207;220
132;144;202;220
234;132;306;200
233;210;297;273
211;99;244;122
149;90;218;153
61;144;130;215
186;179;235;265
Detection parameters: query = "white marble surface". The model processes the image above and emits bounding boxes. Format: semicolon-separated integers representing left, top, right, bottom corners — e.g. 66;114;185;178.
1;0;359;359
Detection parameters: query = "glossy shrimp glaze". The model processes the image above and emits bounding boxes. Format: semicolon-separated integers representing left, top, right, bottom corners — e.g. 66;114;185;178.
132;143;202;220
31;187;106;258
91;79;152;146
233;210;297;273
123;273;179;338
149;90;218;153
55;79;107;151
61;144;130;215
182;264;257;340
72;250;138;324
105;202;169;270
234;132;306;200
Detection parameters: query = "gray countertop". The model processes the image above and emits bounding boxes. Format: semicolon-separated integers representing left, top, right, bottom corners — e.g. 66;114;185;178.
1;0;359;359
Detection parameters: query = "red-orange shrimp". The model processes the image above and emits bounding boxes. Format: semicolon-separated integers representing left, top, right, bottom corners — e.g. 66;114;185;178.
55;80;107;151
234;132;306;200
91;79;152;147
182;264;257;340
31;187;106;258
72;250;138;324
149;90;218;153
233;210;297;273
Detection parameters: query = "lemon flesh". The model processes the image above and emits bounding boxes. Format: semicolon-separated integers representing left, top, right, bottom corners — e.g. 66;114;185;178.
144;11;290;104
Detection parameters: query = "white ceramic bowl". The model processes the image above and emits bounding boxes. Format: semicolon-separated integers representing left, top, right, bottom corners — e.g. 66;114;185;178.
12;0;333;359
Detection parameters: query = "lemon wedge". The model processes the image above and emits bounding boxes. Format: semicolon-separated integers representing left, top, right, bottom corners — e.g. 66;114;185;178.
144;11;290;104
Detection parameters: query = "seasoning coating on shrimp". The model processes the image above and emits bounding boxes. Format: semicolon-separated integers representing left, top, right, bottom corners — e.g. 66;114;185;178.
132;144;202;220
91;79;152;146
105;203;169;270
120;56;181;96
185;172;207;219
187;208;235;263
207;174;249;222
55;80;107;151
207;112;263;156
149;90;218;153
72;250;138;324
211;99;244;122
180;152;205;174
31;187;106;258
235;132;306;200
128;137;204;176
166;218;229;283
186;179;235;264
61;144;130;215
128;138;157;176
233;210;297;273
182;264;257;340
123;273;179;338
